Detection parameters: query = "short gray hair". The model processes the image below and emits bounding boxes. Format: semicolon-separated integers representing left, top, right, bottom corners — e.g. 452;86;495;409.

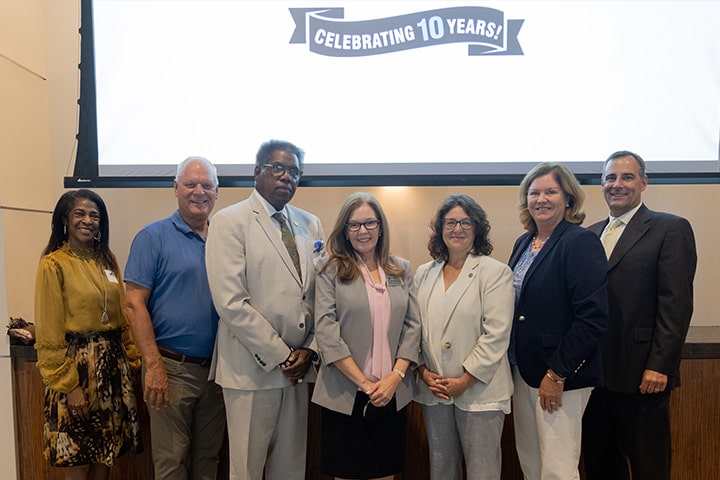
175;156;218;186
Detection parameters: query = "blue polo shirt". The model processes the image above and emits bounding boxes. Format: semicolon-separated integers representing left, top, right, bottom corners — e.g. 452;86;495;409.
125;210;219;358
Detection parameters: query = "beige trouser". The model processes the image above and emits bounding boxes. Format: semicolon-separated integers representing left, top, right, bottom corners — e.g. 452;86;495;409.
512;367;592;480
145;358;226;480
223;383;309;480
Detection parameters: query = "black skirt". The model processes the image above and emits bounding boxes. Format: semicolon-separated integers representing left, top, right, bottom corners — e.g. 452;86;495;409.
321;391;407;478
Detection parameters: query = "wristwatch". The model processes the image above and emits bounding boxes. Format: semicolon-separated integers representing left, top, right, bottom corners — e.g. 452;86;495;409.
305;348;320;363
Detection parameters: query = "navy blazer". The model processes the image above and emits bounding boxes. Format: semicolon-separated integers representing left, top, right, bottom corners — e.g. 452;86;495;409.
588;205;696;393
509;221;608;390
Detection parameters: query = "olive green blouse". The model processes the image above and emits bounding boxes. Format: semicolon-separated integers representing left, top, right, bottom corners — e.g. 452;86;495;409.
34;243;140;392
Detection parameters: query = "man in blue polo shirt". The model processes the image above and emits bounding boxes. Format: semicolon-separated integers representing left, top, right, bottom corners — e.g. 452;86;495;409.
124;156;226;480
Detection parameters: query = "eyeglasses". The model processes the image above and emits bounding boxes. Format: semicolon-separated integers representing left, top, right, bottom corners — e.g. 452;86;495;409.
261;163;303;181
346;220;380;232
442;219;473;231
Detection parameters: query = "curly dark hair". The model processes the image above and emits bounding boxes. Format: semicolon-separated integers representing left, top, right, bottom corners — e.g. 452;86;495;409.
42;189;119;272
428;194;493;262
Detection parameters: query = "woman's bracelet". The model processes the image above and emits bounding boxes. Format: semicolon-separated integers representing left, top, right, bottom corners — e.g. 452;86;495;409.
392;369;406;379
546;369;566;384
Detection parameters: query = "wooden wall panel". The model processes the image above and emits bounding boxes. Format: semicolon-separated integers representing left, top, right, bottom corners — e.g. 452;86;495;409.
11;348;154;479
668;359;720;480
13;348;718;479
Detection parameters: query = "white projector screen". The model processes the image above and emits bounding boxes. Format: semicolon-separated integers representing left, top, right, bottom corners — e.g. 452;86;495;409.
70;0;720;187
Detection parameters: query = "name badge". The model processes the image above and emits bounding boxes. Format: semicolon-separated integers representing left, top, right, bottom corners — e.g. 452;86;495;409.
104;269;118;283
387;276;403;287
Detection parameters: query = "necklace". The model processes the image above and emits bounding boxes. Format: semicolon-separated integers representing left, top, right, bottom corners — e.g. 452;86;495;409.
69;247;109;324
530;234;550;252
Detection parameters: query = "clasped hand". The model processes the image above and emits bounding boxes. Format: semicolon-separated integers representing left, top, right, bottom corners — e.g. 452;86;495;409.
422;368;475;400
280;348;313;384
361;373;401;407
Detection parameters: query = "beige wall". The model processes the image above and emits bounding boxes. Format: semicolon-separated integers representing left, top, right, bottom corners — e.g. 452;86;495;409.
2;0;718;329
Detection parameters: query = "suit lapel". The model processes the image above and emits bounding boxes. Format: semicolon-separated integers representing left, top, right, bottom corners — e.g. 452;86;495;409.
440;257;480;333
348;275;372;358
518;221;570;300
607;205;651;270
509;233;533;269
286;208;310;286
588;220;606;237
418;261;443;329
251;195;302;286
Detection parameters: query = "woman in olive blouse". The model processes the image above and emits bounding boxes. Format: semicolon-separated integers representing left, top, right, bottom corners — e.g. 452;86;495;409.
34;189;141;480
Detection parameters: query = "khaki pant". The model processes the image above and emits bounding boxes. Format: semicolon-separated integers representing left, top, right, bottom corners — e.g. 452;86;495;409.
144;357;226;480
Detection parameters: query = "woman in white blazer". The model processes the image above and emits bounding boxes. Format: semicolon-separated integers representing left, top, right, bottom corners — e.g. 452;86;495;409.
313;192;421;480
415;194;514;480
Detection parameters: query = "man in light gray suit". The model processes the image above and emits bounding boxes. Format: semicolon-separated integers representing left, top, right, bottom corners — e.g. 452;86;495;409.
206;140;325;480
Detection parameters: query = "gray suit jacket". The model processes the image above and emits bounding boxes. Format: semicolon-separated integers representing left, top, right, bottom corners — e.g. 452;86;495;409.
311;257;421;415
206;190;325;390
414;255;515;411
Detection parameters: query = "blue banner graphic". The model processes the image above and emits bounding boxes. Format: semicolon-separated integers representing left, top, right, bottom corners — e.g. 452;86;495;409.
289;6;523;57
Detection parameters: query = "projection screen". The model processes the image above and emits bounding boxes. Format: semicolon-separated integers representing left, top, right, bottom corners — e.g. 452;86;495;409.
68;0;720;187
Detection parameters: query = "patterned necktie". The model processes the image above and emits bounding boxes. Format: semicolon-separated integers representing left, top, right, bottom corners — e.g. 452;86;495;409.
601;218;623;258
273;212;302;281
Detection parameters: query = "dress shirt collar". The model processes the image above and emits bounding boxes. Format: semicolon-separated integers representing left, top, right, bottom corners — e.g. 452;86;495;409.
252;189;289;221
607;202;643;226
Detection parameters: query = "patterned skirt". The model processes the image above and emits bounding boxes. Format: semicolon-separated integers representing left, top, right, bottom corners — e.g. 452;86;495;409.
43;329;142;467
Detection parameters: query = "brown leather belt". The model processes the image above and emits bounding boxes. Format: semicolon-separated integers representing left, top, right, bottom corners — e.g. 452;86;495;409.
158;347;211;367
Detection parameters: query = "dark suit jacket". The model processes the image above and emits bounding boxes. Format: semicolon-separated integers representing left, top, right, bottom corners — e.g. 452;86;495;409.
588;204;696;393
509;221;608;390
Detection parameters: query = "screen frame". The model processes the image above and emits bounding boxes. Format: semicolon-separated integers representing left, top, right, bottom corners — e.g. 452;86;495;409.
67;0;720;189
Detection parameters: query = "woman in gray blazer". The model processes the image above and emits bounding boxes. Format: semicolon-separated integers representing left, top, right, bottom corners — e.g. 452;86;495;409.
415;194;514;480
313;192;421;480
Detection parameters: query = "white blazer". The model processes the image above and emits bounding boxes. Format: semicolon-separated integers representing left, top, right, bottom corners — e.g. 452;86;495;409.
414;254;514;411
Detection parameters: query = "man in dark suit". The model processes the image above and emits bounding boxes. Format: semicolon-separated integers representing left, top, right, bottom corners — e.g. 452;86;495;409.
582;151;697;480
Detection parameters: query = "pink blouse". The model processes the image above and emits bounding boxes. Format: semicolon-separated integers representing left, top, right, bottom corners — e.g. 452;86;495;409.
357;256;393;381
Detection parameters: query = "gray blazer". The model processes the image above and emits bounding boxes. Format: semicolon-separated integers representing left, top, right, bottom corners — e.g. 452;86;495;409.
312;256;421;415
414;255;514;411
206;190;325;390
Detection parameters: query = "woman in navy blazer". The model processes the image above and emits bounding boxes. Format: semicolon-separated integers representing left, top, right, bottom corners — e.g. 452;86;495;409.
508;163;608;480
313;192;421;480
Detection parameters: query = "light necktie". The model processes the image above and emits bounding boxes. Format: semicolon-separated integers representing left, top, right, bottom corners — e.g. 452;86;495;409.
273;212;302;281
601;218;623;258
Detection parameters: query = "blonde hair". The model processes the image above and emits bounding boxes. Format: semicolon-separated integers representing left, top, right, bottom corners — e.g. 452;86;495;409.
518;163;586;232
